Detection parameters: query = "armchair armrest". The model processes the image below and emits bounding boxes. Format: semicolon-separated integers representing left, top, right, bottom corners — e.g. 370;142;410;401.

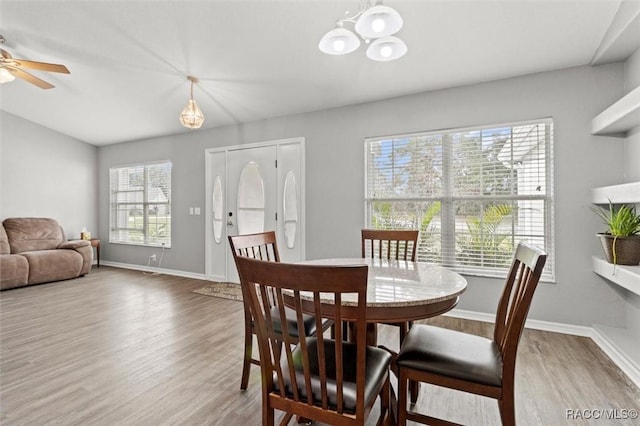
59;240;91;250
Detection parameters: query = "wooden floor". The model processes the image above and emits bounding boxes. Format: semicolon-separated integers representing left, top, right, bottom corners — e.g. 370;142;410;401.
1;266;639;425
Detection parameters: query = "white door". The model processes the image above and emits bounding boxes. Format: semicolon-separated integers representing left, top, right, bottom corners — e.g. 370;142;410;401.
205;139;305;283
226;145;277;283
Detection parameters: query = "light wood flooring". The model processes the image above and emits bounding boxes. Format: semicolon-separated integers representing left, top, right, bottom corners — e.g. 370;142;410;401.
1;266;639;425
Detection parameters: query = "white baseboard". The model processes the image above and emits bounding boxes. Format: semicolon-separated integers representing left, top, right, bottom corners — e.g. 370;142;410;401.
446;309;640;388
445;309;594;337
590;326;640;389
100;261;208;281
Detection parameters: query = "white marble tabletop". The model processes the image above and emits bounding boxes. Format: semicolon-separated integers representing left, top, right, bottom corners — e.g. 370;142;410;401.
298;258;467;308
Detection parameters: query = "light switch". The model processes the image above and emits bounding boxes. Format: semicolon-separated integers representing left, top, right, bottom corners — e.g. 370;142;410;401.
189;207;194;215
195;207;201;215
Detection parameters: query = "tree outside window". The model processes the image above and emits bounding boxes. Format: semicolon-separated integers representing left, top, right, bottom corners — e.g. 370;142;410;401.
365;120;553;281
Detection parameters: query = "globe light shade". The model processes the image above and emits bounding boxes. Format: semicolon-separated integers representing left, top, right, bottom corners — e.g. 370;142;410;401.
355;5;403;39
366;36;407;61
318;27;360;55
179;99;205;129
0;67;15;83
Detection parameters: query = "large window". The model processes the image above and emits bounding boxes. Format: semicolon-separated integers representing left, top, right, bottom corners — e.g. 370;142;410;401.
365;119;554;281
110;161;172;247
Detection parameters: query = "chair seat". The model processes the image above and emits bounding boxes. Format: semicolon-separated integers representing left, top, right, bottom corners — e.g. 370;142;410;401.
275;337;392;414
269;307;332;338
397;324;503;387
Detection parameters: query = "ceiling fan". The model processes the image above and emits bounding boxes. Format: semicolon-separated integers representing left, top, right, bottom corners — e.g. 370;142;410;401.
0;35;69;89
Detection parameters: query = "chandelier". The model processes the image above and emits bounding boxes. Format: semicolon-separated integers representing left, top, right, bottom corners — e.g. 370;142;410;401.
319;1;407;61
179;76;204;129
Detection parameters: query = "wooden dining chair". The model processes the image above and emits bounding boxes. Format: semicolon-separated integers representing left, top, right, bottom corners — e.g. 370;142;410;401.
228;231;333;391
361;229;420;345
395;242;547;426
361;229;419;263
234;256;392;426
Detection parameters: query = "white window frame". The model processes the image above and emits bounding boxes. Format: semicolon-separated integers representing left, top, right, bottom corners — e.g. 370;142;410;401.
364;118;554;282
109;160;172;248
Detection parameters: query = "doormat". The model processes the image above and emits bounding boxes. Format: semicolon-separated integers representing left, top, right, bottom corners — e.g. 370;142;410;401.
192;281;243;302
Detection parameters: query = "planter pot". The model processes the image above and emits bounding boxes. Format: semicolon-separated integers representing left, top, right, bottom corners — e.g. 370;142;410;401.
597;233;640;266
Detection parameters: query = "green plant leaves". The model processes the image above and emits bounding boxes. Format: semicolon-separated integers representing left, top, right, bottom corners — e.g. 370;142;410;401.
592;201;640;236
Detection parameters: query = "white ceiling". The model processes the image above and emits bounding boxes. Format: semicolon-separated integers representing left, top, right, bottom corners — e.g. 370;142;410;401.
0;0;629;146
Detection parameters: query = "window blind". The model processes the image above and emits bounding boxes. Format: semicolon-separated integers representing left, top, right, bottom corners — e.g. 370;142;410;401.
365;119;554;281
109;161;172;247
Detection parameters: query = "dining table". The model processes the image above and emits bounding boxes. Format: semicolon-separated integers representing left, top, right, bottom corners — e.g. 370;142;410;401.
296;257;468;346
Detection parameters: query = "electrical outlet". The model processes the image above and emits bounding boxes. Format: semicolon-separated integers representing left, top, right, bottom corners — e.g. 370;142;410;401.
150;254;157;262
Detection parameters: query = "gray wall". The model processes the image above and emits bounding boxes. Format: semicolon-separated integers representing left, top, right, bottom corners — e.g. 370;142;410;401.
98;63;627;328
0;111;97;239
622;47;640;347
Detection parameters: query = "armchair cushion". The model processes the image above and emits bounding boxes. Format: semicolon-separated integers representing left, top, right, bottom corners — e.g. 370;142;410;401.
270;306;332;338
58;240;91;250
397;324;503;387
20;250;83;285
0;225;10;255
3;218;65;253
0;254;29;290
275;338;392;414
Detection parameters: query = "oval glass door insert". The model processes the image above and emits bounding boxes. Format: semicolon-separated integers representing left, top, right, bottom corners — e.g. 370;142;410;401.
237;161;265;235
212;176;223;243
283;171;298;248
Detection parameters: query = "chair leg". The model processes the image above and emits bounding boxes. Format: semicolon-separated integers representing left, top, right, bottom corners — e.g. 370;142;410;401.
409;380;419;404
397;370;409;426
498;394;516;426
399;321;420;404
264;402;275;426
240;330;253;391
399;322;408;346
378;374;391;426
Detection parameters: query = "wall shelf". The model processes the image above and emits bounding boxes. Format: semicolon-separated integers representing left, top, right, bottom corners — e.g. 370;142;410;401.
591;181;640;204
591;85;640;137
593;256;640;296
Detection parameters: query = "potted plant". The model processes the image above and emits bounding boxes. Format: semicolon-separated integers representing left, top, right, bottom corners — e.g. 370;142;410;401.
593;201;640;266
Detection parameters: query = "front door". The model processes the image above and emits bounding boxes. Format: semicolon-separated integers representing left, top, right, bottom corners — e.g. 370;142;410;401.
226;145;277;283
205;138;304;283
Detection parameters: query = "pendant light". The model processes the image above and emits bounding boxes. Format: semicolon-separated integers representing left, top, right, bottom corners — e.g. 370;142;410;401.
354;4;403;39
179;76;204;129
366;36;407;61
318;24;361;55
318;1;406;61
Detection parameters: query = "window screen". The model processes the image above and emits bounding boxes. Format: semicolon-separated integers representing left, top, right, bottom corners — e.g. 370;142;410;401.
365;119;554;281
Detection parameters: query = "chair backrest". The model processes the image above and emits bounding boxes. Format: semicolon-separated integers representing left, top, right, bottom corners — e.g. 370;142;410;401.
234;256;370;420
361;229;419;261
228;231;281;339
494;242;547;375
228;231;280;263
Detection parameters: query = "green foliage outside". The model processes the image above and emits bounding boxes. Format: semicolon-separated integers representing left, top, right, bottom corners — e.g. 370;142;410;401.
457;204;514;267
126;214;171;245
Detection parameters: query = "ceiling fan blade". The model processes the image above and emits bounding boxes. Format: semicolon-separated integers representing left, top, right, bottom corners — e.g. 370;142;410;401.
13;59;69;74
9;67;55;89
